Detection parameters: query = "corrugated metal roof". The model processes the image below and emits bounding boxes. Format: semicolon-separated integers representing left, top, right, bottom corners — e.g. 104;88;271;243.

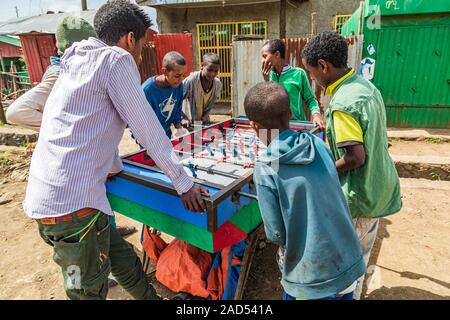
0;35;21;47
0;7;159;35
143;0;278;8
365;0;450;17
0;11;97;36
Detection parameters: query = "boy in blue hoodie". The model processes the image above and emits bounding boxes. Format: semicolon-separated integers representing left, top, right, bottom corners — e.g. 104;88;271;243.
244;82;365;300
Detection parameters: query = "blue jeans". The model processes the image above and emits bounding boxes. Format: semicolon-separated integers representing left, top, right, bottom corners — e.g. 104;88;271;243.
283;291;354;300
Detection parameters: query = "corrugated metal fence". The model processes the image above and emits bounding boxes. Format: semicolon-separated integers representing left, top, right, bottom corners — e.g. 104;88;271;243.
19;33;56;85
232;37;360;117
0;42;22;58
231;39;265;117
20;34;159;86
139;43;157;83
154;33;194;75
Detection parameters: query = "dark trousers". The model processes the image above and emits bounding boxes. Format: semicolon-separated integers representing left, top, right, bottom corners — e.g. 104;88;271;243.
37;211;159;300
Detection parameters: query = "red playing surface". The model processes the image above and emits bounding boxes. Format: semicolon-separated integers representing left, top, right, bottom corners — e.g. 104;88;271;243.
125;121;237;165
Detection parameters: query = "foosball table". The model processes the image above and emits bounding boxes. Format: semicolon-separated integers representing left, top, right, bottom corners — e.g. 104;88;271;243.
106;117;324;254
106;117;324;299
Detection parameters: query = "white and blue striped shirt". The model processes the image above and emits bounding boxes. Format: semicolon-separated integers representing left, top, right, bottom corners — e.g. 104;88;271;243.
24;37;193;219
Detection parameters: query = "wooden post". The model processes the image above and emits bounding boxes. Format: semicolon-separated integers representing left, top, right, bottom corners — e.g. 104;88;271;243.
0;73;3;101
234;225;264;300
354;0;365;75
0;100;7;124
81;0;88;11
279;0;286;39
0;49;5;73
311;12;318;36
10;62;18;100
310;12;321;115
358;0;364;36
0;50;4;101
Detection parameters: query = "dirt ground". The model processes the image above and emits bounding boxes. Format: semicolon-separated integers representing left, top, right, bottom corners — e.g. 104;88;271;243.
0;130;449;300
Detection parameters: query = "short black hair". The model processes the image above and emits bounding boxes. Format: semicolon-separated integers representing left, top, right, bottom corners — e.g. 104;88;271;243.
162;51;186;71
262;39;285;59
203;52;221;65
94;0;151;45
301;31;348;68
244;82;290;129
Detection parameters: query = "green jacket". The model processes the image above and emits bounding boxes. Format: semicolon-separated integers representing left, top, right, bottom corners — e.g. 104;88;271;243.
270;66;320;121
325;73;402;219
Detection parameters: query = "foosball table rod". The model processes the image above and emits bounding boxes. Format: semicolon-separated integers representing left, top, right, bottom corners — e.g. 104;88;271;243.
176;142;260;164
183;162;242;180
174;149;255;168
199;136;265;148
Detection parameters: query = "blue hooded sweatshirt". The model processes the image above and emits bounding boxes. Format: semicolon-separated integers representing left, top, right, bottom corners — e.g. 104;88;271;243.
253;129;365;299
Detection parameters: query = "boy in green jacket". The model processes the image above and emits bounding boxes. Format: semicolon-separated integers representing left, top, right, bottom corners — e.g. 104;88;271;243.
302;31;402;299
261;39;324;129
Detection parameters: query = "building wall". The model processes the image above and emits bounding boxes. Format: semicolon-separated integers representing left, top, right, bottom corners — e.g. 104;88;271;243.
311;0;361;36
155;1;360;67
157;3;279;68
157;3;279;37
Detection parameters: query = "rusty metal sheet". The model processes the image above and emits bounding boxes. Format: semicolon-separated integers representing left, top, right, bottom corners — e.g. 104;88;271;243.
153;33;194;75
139;43;158;83
0;42;22;58
19;33;56;85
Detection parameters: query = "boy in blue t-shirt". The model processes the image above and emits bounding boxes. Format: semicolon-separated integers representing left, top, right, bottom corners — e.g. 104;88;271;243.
142;51;188;138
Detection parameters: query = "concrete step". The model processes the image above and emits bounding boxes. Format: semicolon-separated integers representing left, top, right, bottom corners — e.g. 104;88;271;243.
0;124;38;147
388;128;450;142
394;160;450;181
392;155;450;166
388;139;450;180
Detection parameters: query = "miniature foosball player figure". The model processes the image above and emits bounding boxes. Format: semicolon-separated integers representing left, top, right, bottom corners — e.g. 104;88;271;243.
187;162;198;178
205;143;214;156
